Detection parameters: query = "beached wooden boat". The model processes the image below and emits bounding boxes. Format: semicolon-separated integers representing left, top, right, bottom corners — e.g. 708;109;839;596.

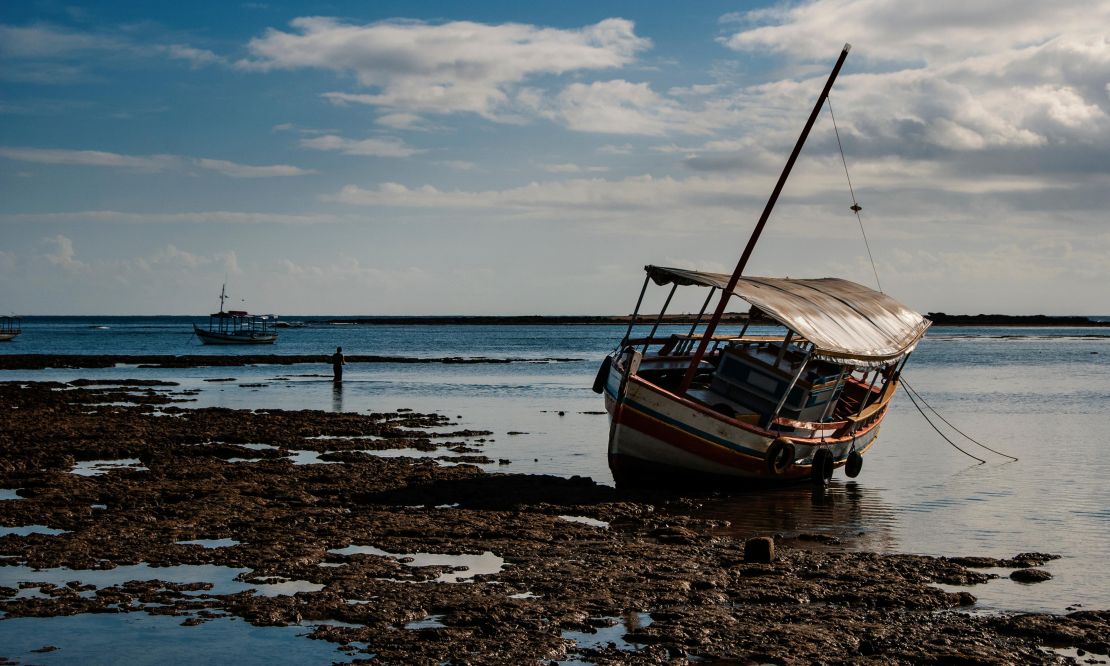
596;45;930;487
193;284;278;345
0;316;20;342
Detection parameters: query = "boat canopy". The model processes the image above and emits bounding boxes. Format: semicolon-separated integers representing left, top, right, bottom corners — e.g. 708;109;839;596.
645;265;931;367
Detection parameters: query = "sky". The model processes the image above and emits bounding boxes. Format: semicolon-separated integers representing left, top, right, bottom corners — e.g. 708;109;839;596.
1;0;1108;316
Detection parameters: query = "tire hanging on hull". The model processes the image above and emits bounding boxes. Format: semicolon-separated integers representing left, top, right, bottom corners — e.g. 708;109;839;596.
766;437;796;475
811;448;834;484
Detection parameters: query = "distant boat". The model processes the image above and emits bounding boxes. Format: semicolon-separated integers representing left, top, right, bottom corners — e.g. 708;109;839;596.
0;316;20;342
193;284;278;345
596;45;930;487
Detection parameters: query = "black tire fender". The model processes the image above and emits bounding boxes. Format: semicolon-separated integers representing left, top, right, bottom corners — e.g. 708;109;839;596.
845;450;863;478
766;437;795;475
811;447;834;484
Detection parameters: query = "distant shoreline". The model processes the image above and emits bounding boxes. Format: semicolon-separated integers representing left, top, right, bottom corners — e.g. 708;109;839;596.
317;313;1110;327
318;314;753;326
924;313;1110;327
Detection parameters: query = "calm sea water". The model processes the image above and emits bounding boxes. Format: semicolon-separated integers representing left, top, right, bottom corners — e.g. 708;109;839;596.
3;316;1110;618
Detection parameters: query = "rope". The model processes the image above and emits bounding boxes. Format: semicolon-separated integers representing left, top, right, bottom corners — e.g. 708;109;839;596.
827;97;883;293
902;383;986;464
901;377;1020;461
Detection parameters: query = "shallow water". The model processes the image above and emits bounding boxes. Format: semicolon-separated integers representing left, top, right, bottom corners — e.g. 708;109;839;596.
4;320;1110;616
326;545;506;583
0;563;323;597
0;613;361;664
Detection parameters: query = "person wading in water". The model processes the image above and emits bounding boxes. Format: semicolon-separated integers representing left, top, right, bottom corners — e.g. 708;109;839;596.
332;346;345;382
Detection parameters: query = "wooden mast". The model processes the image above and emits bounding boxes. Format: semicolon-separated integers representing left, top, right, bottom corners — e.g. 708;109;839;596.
677;44;852;394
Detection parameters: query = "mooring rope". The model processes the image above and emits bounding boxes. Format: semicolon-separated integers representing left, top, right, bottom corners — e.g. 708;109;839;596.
901;382;986;464
901;377;1020;461
828;96;883;293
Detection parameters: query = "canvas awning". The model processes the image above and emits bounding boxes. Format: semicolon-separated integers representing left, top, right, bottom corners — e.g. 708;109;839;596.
645;265;931;366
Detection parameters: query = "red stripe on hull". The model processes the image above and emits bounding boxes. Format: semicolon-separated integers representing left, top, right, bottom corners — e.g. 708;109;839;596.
613;403;809;481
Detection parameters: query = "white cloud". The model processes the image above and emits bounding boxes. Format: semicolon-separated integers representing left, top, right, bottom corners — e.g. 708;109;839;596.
0;146;176;171
323;174;764;215
160;44;224;68
41;234;85;271
597;143;634;155
0;22;227;80
529;79;742;136
238;17;650;119
715;3;1110;160
720;0;1110;64
0;147;314;178
375;112;435;130
435;160;479;171
3;211;344;225
194;158;314;178
0;23;120;59
540;163;609;173
299;134;424;158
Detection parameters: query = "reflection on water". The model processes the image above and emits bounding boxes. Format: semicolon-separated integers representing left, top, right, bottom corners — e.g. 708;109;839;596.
332;380;344;413
694;482;897;553
561;612;654;657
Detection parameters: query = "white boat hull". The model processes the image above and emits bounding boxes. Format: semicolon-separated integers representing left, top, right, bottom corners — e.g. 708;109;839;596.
193;324;277;345
603;358;882;485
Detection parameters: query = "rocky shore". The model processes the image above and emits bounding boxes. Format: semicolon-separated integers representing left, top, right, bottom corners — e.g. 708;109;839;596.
1;380;1107;664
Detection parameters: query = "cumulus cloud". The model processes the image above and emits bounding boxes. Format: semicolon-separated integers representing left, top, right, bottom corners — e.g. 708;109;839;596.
715;2;1110;163
42;234;85;271
720;0;1110;64
299;134;424;157
238;17;650;119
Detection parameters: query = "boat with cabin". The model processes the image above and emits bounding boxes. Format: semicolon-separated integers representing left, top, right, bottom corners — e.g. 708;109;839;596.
193;284;278;345
595;45;931;487
0;316;20;342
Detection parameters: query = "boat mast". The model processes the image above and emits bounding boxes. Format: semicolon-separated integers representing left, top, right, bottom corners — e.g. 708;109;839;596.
218;283;228;314
677;44;852;395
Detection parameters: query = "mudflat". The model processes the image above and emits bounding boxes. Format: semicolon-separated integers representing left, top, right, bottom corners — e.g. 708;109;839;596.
1;380;1106;664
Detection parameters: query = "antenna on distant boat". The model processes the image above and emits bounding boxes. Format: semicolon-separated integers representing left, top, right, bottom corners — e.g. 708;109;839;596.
678;44;853;394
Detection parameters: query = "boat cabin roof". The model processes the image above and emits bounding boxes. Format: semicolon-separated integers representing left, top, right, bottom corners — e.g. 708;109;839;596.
645;265;930;366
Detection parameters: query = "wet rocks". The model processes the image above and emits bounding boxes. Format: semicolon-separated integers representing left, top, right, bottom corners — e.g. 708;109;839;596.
1011;568;1053;583
744;537;775;563
2;380;1107;664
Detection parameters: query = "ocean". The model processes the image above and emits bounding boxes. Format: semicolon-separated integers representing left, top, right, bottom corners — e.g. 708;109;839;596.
3;315;1110;617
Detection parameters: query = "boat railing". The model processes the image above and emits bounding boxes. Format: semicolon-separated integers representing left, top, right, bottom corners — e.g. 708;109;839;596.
624;334;787;356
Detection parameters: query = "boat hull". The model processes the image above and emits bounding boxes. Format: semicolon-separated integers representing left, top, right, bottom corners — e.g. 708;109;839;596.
603;357;881;487
0;333;18;342
193;324;277;345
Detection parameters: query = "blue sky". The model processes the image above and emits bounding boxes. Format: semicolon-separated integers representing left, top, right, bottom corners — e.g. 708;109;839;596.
2;1;1108;315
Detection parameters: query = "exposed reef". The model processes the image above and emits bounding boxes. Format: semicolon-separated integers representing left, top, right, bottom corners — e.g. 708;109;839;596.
1;381;1106;664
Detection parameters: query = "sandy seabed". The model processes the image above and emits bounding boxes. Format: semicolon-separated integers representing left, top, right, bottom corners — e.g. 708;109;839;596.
1;379;1107;665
